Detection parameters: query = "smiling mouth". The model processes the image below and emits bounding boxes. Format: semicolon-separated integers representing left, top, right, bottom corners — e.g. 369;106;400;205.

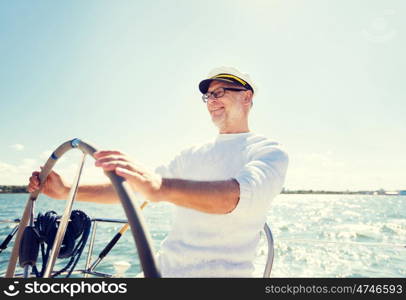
210;107;224;114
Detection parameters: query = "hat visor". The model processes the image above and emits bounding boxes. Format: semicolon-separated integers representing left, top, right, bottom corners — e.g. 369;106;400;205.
198;78;236;94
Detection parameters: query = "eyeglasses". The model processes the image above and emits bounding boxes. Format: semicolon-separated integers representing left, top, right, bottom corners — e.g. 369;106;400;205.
202;87;248;103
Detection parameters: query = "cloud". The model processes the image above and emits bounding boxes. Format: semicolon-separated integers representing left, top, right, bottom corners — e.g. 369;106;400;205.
20;158;37;170
9;144;24;151
0;152;106;185
298;152;344;168
285;151;349;190
53;160;106;184
285;150;406;191
0;161;17;173
39;150;68;164
40;150;53;160
0;158;38;185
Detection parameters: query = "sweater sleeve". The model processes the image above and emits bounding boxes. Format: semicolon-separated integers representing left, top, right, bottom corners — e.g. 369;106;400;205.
155;158;180;178
155;149;189;178
232;145;289;215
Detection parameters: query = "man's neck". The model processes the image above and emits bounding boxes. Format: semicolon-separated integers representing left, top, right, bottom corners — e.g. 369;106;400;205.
219;125;250;134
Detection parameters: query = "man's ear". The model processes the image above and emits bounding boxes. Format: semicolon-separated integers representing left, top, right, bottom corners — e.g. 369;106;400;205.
243;91;253;107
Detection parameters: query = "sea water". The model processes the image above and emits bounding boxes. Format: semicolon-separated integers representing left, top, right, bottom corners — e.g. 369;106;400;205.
0;194;405;277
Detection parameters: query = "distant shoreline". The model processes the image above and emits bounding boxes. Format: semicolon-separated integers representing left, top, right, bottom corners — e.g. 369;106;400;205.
1;185;405;195
0;185;28;194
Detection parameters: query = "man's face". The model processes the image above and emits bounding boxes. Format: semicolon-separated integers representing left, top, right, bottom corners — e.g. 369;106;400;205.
205;80;251;129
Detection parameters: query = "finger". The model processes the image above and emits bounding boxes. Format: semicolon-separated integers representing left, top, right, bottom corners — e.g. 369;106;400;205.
28;183;39;192
28;183;38;190
97;158;146;173
94;150;125;158
116;167;144;181
32;171;40;176
95;155;128;166
97;160;132;171
28;182;39;191
29;176;40;186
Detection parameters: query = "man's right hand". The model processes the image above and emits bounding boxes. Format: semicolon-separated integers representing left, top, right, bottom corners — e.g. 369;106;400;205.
28;168;70;200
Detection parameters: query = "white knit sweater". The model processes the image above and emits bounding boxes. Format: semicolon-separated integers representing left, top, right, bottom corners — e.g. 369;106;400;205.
155;132;289;277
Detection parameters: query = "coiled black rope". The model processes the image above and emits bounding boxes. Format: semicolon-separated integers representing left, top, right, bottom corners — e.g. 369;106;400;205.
32;210;91;278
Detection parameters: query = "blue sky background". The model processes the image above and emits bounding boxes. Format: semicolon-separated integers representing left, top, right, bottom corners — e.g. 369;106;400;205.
0;0;405;190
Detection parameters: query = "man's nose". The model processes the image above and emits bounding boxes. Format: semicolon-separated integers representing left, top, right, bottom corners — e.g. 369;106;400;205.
207;97;220;105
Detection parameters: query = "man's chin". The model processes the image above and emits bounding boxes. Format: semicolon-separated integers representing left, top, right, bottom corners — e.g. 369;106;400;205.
211;116;225;128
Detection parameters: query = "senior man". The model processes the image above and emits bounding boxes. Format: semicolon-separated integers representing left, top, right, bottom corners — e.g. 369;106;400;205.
29;67;289;277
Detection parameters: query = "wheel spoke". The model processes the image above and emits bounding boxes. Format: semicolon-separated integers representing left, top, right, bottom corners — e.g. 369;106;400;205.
43;153;87;278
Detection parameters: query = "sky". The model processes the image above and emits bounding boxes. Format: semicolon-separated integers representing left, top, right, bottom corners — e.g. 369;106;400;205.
0;0;405;191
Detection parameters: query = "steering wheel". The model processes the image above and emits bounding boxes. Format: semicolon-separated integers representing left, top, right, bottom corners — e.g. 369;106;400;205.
5;138;160;278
